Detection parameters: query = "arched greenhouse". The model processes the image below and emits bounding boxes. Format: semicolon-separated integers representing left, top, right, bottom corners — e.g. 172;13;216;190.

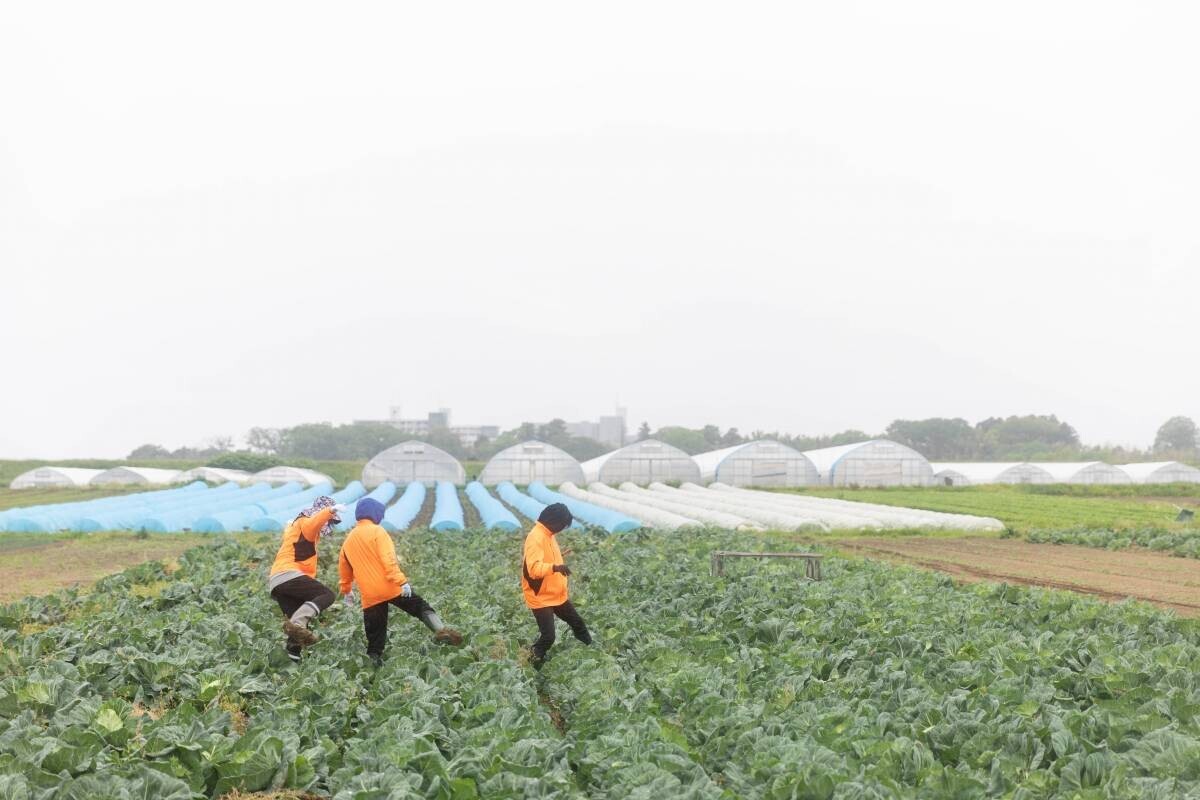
581;440;700;486
1116;462;1200;484
362;441;465;489
693;440;820;487
931;463;1055;487
479;441;584;486
803;440;934;487
1028;462;1131;484
10;467;103;489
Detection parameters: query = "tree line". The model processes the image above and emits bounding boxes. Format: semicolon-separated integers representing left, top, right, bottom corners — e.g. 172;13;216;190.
128;414;1200;465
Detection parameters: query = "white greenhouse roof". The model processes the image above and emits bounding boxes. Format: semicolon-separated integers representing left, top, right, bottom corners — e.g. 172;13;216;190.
177;467;253;484
251;466;335;488
361;440;466;488
1116;462;1200;483
692;440;819;485
692;442;762;474
581;439;701;484
90;467;185;486
931;463;1052;482
1027;462;1131;483
10;467;104;489
479;440;584;486
802;440;930;472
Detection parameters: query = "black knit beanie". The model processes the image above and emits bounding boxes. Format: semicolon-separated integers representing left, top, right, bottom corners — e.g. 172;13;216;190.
538;502;573;533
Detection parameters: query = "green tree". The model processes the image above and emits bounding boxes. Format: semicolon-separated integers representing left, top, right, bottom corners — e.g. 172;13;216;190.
1154;416;1198;454
653;426;711;455
637;421;651;441
885;418;978;460
537;419;571;447
561;437;609;461
208;451;282;472
127;444;171;459
720;427;744;447
246;427;283;454
976;415;1080;460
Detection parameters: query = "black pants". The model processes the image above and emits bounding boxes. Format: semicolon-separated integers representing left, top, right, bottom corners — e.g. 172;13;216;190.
270;575;335;618
271;575;335;661
531;600;592;660
363;593;436;656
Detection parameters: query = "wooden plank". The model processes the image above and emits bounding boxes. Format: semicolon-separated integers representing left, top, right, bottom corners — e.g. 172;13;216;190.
711;550;823;580
712;551;821;559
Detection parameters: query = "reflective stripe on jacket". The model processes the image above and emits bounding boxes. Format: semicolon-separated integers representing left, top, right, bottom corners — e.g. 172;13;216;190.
269;507;335;580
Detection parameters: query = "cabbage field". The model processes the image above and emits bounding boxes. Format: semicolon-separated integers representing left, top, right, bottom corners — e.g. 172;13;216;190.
3;528;1200;798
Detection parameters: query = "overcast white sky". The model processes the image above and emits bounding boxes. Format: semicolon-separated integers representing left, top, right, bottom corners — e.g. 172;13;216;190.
2;2;1197;458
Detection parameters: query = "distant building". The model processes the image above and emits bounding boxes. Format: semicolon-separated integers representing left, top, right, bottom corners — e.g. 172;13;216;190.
355;407;499;448
564;409;627;448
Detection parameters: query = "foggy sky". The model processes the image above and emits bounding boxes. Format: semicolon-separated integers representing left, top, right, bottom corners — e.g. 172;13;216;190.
2;2;1197;458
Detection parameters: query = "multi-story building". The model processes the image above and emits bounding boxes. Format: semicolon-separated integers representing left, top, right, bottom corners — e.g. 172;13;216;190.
564;410;627;448
356;408;499;448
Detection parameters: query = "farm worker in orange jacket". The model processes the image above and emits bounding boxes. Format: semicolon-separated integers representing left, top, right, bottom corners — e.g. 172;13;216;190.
268;495;345;662
339;497;463;666
523;502;592;668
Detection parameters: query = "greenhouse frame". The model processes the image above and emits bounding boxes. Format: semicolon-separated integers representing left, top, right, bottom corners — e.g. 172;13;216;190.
90;467;184;486
803;440;934;487
581;439;701;486
931;462;1056;487
1027;462;1131;484
10;467;103;489
361;440;466;489
1115;462;1200;484
176;467;253;485
479;441;585;486
693;440;820;487
250;466;336;488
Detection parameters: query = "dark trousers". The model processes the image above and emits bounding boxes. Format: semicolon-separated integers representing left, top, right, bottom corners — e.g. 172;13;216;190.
271;575;335;618
363;593;436;656
271;576;335;661
531;600;592;660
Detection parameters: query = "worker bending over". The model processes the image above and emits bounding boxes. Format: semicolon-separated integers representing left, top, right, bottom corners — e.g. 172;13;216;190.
268;495;343;661
339;497;463;666
522;502;592;669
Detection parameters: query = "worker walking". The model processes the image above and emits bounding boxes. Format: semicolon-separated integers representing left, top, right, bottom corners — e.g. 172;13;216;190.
339;496;463;666
522;502;592;669
268;495;343;662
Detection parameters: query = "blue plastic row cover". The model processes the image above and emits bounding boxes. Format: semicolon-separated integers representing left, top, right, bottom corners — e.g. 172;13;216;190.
383;482;426;533
528;482;641;533
465;482;520;532
431;481;464;532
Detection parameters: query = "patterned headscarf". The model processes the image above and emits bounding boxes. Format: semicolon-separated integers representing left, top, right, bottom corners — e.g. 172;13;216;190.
298;495;339;535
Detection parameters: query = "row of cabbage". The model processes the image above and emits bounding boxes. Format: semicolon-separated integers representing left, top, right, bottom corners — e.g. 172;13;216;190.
3;526;1197;797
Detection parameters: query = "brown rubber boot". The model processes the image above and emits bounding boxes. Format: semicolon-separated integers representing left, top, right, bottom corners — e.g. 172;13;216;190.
284;620;318;647
434;628;464;646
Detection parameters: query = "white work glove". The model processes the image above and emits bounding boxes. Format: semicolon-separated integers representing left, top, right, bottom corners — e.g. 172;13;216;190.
400;582;413;598
342;592;356;608
332;503;348;513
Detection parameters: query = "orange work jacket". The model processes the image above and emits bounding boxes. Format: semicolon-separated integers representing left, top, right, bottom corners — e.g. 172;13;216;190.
521;522;568;609
338;520;410;609
269;507;336;580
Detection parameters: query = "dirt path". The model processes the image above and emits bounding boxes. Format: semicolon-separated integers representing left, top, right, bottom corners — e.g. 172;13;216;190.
0;533;215;602
839;537;1200;616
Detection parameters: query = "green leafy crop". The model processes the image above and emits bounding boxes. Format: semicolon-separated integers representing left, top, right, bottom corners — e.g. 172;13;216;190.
2;529;1200;798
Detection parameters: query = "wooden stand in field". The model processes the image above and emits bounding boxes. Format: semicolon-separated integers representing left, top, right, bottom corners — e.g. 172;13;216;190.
710;551;823;581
